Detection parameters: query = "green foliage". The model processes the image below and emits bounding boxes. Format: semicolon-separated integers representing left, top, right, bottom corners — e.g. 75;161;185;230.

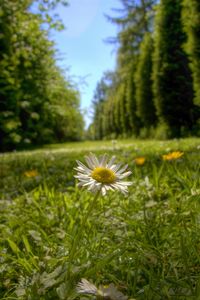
104;95;115;138
135;33;157;130
118;82;127;135
92;75;109;140
92;0;157;140
112;0;157;137
0;138;200;299
182;0;200;108
113;90;122;136
92;72;119;140
152;0;195;137
107;0;157;68
91;0;200;140
0;0;84;151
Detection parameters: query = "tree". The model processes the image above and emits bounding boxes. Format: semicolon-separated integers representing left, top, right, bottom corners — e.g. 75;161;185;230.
105;0;157;137
125;65;141;136
135;32;157;130
0;0;84;151
45;69;84;142
182;0;200;131
91;73;111;140
152;0;195;137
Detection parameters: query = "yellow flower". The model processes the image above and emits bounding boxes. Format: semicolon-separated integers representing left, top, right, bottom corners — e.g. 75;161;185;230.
24;170;39;177
162;151;184;161
135;157;146;166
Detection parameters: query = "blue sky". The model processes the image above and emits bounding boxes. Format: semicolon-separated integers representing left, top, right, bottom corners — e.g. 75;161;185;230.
53;0;121;126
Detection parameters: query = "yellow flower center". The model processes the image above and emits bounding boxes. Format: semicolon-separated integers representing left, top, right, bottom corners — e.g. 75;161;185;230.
91;167;116;184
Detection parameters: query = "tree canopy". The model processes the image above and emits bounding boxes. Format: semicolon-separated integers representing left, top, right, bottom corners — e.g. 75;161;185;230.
0;0;84;151
90;0;199;139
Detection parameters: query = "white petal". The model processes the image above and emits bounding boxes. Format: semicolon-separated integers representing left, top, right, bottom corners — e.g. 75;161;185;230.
74;166;91;174
104;184;114;191
99;154;108;167
88;183;99;192
110;163;122;172
121;188;128;195
76;160;92;172
117;181;132;186
76;278;97;295
85;156;96;169
116;164;129;174
88;153;99;167
117;171;132;179
107;156;116;168
101;186;107;196
75;173;91;178
76;173;90;178
74;175;87;179
111;182;126;189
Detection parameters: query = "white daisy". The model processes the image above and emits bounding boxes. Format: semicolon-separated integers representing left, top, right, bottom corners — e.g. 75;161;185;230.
74;153;132;196
76;279;128;300
99;283;128;300
76;278;98;295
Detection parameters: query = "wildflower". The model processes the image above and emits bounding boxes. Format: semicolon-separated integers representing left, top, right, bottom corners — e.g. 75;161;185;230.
74;153;132;196
24;170;38;177
162;151;184;161
98;283;128;300
76;279;128;300
76;278;98;295
134;157;146;165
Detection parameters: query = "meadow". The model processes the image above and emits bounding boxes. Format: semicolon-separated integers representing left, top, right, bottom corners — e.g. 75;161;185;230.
0;138;200;300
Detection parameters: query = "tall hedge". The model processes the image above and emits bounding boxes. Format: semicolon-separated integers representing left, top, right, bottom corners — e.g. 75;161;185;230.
182;0;200;107
152;0;195;137
135;33;157;129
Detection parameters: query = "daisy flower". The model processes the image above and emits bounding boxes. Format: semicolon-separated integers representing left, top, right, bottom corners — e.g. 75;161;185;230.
98;283;128;300
74;153;132;196
76;278;98;295
76;279;128;300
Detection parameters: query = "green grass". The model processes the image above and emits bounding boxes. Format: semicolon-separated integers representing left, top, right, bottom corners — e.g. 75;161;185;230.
0;138;200;299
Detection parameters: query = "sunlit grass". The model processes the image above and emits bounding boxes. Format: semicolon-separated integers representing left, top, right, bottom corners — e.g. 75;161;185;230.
1;137;199;157
0;138;200;299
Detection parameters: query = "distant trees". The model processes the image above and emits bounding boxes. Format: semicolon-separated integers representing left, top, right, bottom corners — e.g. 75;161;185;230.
93;0;157;139
92;72;112;140
152;0;194;137
182;0;200;131
135;33;157;130
91;0;199;139
182;0;200;107
0;0;84;151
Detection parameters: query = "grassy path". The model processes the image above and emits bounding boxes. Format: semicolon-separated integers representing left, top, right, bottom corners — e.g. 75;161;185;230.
0;138;200;299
